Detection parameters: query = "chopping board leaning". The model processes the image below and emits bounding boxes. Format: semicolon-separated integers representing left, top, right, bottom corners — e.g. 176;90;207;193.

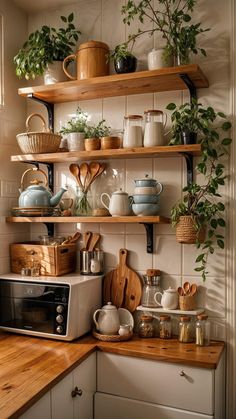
103;248;142;312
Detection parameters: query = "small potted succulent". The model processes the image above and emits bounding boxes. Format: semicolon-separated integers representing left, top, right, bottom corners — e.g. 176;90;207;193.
60;107;89;151
85;120;111;151
109;43;137;74
14;13;81;84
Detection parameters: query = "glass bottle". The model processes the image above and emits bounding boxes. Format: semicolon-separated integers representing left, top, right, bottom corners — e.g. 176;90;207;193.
74;186;92;216
123;115;143;148
143;110;167;147
159;315;172;339
141;272;162;307
138;315;155;338
196;314;210;346
179;316;194;343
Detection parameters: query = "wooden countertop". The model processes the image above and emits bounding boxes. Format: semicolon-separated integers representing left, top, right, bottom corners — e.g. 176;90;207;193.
0;332;225;419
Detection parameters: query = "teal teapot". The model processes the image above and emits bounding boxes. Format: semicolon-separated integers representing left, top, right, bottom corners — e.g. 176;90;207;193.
19;167;67;208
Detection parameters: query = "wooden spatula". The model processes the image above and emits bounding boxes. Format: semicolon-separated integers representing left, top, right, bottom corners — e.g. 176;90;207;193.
88;233;101;251
83;231;92;250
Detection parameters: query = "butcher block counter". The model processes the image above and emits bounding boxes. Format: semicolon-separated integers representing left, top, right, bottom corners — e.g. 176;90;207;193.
0;332;225;419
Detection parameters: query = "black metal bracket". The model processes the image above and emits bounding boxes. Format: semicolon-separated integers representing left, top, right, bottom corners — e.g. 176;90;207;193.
179;73;197;101
182;153;194;185
141;223;154;253
44;223;54;236
27;94;54;131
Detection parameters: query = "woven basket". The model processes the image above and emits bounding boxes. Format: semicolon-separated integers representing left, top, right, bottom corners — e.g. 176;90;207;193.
179;295;196;311
16;113;61;154
176;216;206;244
92;329;133;342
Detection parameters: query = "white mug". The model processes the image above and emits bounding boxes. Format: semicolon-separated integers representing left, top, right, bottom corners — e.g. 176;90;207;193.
118;324;132;337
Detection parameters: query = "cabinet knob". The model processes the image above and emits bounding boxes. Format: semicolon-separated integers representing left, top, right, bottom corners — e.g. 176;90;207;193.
71;386;83;397
179;370;186;377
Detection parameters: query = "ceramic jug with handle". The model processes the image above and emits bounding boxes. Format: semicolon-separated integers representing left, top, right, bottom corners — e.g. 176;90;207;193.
154;287;178;310
100;189;132;216
18;167;67;208
93;302;120;335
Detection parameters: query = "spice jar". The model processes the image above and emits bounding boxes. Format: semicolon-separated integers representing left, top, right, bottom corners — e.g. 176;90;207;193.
123;115;143;148
196;314;210;346
143;110;167;147
179;316;194;343
138;315;155;338
159;315;172;339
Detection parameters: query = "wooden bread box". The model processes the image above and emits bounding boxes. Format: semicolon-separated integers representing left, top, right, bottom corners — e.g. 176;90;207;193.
10;242;76;276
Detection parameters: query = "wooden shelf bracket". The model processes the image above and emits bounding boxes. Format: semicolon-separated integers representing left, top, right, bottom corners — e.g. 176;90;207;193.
141;223;154;253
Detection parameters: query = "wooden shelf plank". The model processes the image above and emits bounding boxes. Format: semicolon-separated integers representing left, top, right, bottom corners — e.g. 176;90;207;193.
6;215;170;224
11;144;201;163
18;65;208;104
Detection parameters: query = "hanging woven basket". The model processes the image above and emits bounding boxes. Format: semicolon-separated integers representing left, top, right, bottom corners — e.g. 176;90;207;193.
176;215;206;244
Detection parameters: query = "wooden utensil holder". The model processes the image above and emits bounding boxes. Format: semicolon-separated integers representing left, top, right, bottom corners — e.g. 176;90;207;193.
179;295;196;311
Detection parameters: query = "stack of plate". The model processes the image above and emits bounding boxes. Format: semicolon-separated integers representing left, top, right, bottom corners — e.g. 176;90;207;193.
11;207;60;217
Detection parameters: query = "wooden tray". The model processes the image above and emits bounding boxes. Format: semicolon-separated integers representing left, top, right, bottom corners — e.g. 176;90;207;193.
92;329;133;342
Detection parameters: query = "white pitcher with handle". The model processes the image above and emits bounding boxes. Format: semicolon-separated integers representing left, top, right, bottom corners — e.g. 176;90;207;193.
93;302;120;335
101;189;132;216
154;287;178;310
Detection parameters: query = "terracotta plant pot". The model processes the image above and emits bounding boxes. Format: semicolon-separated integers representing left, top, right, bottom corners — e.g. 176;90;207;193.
176;215;206;244
100;136;121;150
84;137;101;151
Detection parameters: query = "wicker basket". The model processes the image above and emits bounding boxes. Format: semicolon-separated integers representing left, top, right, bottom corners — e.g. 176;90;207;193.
179;295;196;311
16;113;61;154
176;216;206;244
92;329;133;342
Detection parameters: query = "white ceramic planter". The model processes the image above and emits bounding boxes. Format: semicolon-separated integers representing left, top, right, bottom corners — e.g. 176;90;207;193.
148;49;173;70
44;61;67;85
67;132;85;151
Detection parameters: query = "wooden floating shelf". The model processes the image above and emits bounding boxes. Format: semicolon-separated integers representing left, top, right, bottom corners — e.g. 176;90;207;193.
136;306;205;316
11;144;201;163
6;216;170;224
18;64;208;104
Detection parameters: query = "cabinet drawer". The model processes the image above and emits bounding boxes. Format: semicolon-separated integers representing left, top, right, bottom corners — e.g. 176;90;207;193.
94;393;214;419
97;352;214;415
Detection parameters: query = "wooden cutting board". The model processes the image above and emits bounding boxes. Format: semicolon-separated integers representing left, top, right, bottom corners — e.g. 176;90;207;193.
103;249;142;312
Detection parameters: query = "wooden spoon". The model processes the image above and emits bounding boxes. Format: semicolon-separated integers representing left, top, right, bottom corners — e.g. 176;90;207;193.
183;281;190;295
189;283;198;296
88;232;101;251
69;231;81;244
83;231;92;250
85;162;100;192
178;286;184;296
93;163;106;182
69;164;83;190
79;162;89;190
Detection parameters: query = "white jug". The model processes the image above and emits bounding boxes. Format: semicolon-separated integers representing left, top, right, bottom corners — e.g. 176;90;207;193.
101;189;132;216
154;287;178;310
93;302;120;335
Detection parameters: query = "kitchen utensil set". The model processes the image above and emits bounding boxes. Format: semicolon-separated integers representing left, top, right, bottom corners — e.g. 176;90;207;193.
178;282;198;297
62;232;81;245
82;231;101;251
69;162;106;193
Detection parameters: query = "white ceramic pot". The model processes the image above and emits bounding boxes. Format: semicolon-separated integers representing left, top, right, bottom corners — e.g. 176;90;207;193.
67;132;85;151
148;48;173;70
154;287;178;310
101;189;132;216
118;324;132;337
93;302;120;335
44;61;67;85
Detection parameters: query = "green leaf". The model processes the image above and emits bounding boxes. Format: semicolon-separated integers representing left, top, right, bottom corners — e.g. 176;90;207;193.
221;138;232;145
211;219;217;229
166;103;176;111
68;13;74;22
217;202;225;211
222;121;232;131
61;15;67;22
217;239;224;249
195;266;205;272
196;253;205;262
218;112;226;118
218;218;226;227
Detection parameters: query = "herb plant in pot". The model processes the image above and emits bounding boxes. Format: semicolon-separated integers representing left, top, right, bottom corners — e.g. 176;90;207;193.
14;13;81;84
60;107;89;151
85;120;111;151
171;107;232;281
109;43;137;74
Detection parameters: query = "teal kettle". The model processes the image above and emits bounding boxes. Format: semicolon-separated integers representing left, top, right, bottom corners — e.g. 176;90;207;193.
19;167;67;208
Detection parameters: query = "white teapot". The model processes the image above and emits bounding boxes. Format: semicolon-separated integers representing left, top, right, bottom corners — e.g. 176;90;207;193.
101;189;132;216
93;302;120;335
154;287;178;310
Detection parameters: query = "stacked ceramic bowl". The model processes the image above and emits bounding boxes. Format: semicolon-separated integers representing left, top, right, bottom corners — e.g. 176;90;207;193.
132;175;163;216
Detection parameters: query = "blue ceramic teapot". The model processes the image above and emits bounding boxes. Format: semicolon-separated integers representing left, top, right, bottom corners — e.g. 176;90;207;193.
18;167;67;208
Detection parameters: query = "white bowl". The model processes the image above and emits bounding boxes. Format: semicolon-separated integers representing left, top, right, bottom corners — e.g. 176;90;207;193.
134;186;158;195
132;203;160;216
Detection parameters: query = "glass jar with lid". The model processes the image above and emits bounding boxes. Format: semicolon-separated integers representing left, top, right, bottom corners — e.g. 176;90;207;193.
138;315;155;338
123;115;143;148
179;316;194;343
141;270;162;308
159;315;172;339
196;314;210;346
143;110;167;147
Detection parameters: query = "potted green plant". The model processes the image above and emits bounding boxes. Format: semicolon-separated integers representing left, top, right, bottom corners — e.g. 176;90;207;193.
121;0;209;66
60;107;89;151
109;43;137;74
14;13;81;84
85;120;111;151
170;104;232;281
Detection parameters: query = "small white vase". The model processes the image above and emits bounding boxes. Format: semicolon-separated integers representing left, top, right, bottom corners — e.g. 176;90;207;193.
148;49;173;70
44;61;67;85
67;132;85;151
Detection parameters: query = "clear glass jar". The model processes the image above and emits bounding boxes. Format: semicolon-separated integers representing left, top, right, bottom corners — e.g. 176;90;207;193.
179;316;194;343
141;272;162;307
143;110;167;147
74;186;92;216
138;315;155;338
196;314;210;346
123;115;143;148
159;315;172;339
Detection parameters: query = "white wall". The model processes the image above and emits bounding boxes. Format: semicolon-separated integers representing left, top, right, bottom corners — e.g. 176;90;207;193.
0;0;30;274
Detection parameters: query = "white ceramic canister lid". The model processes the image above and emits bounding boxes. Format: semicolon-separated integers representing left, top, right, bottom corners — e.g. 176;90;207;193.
164;287;177;293
112;188;129;196
102;302;117;310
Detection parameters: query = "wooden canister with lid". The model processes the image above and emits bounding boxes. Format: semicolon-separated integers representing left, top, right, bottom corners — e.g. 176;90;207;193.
63;40;109;80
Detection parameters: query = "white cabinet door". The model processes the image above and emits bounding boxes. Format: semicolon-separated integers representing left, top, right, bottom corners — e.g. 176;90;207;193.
94;393;214;419
51;371;74;419
19;392;51;419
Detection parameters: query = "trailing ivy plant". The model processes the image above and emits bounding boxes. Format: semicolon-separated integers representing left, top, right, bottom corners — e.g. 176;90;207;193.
170;100;231;281
14;13;81;80
121;0;209;64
